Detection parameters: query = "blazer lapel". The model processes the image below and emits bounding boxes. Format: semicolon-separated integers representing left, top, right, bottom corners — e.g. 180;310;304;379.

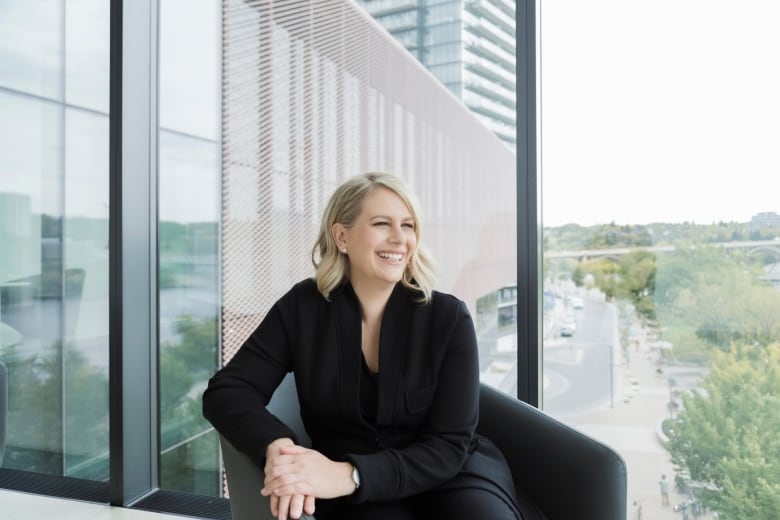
332;283;364;427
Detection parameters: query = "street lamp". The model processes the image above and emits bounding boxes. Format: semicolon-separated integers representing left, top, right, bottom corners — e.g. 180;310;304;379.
609;343;615;408
602;343;615;408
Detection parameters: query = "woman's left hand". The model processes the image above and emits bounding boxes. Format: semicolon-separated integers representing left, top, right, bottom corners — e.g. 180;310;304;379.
261;445;356;500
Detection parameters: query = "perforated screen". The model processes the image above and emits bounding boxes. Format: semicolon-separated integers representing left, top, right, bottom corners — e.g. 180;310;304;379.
222;0;517;364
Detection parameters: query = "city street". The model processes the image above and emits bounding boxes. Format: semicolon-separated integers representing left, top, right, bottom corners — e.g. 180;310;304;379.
479;289;716;519
542;291;714;519
543;296;620;416
563;329;715;519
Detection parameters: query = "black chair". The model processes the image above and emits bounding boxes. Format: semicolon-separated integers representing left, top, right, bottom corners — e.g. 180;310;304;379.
219;375;627;520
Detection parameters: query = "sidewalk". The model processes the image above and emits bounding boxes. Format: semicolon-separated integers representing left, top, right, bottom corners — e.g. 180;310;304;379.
560;330;714;520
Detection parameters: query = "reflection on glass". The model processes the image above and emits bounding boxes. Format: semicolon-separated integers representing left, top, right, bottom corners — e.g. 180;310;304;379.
63;108;110;478
65;0;110;112
0;0;62;99
0;13;109;478
475;283;518;393
541;2;780;517
159;0;220;140
157;0;222;495
158;132;220;494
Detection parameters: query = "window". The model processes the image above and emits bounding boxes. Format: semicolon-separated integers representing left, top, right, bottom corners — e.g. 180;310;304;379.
0;0;110;481
541;1;780;518
0;1;526;517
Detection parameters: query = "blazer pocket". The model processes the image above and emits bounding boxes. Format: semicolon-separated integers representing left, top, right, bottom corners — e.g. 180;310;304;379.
405;383;437;414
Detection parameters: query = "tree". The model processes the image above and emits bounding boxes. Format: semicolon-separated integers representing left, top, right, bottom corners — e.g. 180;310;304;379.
0;341;109;479
617;250;656;320
653;246;780;353
665;343;780;519
159;314;220;494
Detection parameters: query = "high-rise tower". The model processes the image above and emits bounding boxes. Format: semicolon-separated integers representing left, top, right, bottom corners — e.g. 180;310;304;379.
357;0;516;149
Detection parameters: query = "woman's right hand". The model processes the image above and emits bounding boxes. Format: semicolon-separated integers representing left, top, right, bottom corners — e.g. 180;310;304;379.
265;438;316;519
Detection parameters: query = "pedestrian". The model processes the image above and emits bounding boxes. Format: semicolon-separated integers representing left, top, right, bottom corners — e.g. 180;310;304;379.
659;474;670;506
632;500;643;520
203;173;546;519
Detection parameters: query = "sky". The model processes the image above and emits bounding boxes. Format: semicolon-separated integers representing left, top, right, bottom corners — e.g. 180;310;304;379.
539;0;780;227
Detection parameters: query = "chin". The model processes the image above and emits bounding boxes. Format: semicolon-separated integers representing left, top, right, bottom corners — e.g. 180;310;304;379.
377;273;404;285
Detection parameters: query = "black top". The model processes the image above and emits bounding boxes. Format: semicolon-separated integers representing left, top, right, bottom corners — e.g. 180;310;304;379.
359;357;379;425
203;278;515;506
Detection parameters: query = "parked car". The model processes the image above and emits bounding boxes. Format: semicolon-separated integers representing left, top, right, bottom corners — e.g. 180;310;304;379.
561;323;575;337
571;297;585;309
562;316;577;333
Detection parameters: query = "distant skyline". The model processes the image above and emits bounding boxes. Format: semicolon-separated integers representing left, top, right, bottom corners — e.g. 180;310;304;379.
540;0;780;227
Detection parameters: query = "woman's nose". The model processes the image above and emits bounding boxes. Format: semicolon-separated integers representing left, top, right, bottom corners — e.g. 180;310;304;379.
388;224;404;243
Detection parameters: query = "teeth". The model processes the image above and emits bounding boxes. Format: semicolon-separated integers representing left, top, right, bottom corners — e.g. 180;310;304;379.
378;252;403;261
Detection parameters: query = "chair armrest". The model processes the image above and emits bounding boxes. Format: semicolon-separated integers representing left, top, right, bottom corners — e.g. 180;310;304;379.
478;384;627;520
219;374;316;519
219;434;316;520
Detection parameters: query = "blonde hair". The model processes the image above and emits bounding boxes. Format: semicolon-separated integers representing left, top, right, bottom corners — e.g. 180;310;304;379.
311;172;437;302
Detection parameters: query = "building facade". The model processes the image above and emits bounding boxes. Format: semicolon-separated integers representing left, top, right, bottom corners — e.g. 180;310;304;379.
357;0;517;148
750;211;780;231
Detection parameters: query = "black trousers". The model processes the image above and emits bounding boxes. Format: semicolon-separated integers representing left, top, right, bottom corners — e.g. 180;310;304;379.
315;486;547;520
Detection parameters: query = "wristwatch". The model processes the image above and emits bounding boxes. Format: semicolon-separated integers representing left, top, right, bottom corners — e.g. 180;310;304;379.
351;465;361;489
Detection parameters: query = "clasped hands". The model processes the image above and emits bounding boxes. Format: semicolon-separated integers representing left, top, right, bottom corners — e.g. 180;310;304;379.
262;437;356;520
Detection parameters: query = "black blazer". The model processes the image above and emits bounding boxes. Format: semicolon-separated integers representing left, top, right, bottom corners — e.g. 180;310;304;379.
203;279;513;505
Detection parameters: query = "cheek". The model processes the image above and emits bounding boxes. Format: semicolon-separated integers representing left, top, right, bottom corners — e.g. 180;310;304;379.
407;239;418;258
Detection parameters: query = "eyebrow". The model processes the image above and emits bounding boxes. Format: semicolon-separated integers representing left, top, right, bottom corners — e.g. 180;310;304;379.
369;215;415;221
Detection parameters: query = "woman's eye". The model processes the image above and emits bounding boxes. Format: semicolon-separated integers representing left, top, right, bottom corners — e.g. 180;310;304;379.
402;223;415;229
373;221;389;226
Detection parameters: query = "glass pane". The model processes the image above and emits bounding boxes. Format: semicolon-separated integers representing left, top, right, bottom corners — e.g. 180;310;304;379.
0;0;63;100
541;2;780;519
158;130;220;494
0;97;109;478
158;0;221;496
63;108;110;479
0;92;63;474
65;0;110;112
159;0;220;140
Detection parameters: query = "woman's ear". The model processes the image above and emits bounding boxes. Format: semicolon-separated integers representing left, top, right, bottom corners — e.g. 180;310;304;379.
331;223;347;252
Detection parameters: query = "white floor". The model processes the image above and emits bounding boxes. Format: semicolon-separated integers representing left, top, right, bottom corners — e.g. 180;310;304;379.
0;489;195;520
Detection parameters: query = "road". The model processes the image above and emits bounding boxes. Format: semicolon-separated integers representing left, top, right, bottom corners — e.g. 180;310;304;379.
478;294;621;418
543;297;620;417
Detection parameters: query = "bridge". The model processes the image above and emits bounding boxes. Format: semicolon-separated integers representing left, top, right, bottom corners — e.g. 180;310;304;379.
545;239;780;260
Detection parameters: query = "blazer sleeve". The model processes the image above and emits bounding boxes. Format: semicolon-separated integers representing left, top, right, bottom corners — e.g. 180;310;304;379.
202;295;298;469
346;300;480;503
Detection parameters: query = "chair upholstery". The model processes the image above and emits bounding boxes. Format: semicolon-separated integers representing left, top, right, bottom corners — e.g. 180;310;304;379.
219;374;627;520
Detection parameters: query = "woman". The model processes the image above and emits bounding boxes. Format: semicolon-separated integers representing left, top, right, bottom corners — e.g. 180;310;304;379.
203;172;536;519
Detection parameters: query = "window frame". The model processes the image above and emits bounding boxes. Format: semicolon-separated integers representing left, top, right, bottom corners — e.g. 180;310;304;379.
515;0;541;406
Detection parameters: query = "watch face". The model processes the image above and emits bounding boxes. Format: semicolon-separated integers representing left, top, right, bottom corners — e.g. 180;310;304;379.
352;466;361;488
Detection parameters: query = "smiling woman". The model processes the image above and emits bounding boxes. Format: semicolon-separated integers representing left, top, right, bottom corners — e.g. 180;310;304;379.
333;189;418;291
203;172;546;520
311;173;436;305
